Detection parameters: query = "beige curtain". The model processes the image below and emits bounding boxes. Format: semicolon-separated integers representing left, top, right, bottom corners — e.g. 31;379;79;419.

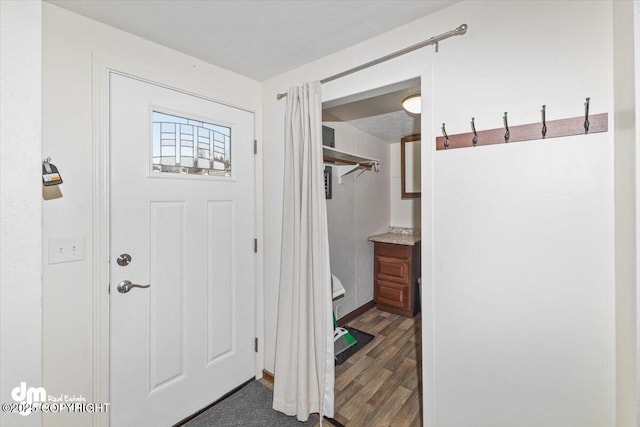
272;81;334;421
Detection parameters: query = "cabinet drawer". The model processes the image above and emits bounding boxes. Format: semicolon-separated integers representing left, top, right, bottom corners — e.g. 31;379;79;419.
374;242;411;259
375;256;410;283
376;280;409;310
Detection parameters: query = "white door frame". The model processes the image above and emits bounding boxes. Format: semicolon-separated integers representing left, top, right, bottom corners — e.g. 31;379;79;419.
90;55;263;427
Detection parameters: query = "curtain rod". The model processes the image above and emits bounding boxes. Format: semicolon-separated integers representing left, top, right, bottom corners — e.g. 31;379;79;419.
276;23;467;100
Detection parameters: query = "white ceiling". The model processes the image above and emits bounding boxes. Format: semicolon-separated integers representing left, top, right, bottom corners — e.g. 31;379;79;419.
323;78;420;142
46;0;457;81
47;1;442;141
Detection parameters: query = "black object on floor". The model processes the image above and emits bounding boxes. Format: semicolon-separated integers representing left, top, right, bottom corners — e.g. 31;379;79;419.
335;326;375;365
182;381;318;426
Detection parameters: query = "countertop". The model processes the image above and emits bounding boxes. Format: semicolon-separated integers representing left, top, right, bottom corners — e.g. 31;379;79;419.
368;227;421;246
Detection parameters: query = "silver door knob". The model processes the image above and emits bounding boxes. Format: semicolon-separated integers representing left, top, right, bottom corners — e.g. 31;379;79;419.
117;280;150;293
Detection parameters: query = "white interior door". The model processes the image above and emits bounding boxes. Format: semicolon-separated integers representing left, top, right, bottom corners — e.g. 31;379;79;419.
109;73;255;426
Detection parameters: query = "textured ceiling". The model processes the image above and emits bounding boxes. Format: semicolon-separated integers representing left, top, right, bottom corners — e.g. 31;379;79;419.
347;111;420;143
323;78;420;143
46;0;457;81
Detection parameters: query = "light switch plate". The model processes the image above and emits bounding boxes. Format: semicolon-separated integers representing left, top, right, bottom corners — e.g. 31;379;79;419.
48;234;85;264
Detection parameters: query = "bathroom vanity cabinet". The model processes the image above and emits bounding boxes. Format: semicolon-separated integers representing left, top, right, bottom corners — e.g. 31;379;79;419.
369;229;421;318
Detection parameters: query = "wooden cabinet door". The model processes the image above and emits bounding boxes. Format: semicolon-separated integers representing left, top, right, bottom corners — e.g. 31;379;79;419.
375;256;410;284
375;279;410;311
373;241;420;318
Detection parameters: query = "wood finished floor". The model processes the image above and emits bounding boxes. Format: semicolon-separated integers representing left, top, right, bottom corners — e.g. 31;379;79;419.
322;307;423;427
259;307;423;427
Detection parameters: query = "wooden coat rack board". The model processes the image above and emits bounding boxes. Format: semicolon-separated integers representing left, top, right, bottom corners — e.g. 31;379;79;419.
435;101;608;150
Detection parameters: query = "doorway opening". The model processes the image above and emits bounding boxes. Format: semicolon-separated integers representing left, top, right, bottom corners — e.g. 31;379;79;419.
322;77;423;425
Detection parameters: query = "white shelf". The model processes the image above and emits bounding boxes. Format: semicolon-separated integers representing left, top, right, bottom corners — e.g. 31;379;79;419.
323;146;380;183
323;146;380;168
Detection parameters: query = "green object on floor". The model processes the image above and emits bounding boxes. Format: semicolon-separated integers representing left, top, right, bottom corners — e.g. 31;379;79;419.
333;313;357;359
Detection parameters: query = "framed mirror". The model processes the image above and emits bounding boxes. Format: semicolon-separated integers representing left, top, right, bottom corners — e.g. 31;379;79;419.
401;134;421;199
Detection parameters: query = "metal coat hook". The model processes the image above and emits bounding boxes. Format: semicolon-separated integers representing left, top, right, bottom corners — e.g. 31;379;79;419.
503;112;510;143
471;117;478;146
584;97;590;134
436;100;609;151
442;123;450;149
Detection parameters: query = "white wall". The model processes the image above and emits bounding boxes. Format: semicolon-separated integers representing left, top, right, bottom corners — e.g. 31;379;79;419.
430;2;614;426
41;5;262;427
390;142;420;228
323;122;390;319
263;1;616;425
636;3;640;424
0;2;43;427
613;0;638;425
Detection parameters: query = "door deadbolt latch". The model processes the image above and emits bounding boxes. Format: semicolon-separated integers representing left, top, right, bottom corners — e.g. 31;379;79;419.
117;253;132;266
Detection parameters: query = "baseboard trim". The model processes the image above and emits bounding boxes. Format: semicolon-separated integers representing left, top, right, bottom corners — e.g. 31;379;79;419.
262;369;274;386
337;300;375;326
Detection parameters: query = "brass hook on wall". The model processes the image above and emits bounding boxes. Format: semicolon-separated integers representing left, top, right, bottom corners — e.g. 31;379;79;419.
503;112;510;143
442;123;450;149
471;117;478;147
541;105;547;139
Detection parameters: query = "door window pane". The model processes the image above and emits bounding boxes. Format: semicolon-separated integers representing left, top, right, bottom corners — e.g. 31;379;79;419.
152;111;231;176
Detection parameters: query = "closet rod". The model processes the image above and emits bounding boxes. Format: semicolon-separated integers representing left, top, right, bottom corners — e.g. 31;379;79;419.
276;23;468;100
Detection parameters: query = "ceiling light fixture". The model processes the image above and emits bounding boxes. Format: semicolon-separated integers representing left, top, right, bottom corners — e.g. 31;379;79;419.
402;95;421;115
